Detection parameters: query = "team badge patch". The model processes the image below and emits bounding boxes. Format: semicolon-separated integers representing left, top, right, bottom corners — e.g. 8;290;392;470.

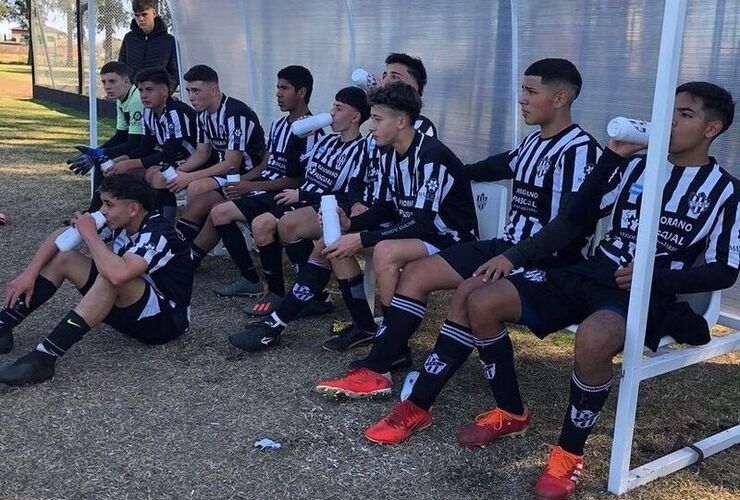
688;192;711;215
476;192;488;211
232;128;243;139
523;269;546;283
536;156;552;178
132;111;142;122
570;405;600;429
291;284;314;302
620;209;639;231
423;353;447;375
480;361;496;380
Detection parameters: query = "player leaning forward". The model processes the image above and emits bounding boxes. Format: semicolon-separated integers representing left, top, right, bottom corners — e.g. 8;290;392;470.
0;175;194;385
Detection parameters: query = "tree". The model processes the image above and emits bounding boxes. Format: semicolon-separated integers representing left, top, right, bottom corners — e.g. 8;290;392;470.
1;0;31;29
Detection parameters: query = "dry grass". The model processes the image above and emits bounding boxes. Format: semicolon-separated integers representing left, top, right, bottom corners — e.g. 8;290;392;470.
0;65;737;500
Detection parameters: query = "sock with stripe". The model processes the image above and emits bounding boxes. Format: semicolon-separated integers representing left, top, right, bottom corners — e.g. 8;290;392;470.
365;294;426;373
36;310;91;360
176;218;202;244
408;320;476;411
337;274;376;332
258;241;285;297
216;222;260;283
0;275;58;335
557;371;613;455
476;327;525;416
271;258;332;325
191;244;207;270
284;239;314;273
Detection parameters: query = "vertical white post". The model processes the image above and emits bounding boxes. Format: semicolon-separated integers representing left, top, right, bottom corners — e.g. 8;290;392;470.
345;0;357;73
87;0;97;196
509;0;519;150
607;0;688;494
237;2;258;107
164;0;185;93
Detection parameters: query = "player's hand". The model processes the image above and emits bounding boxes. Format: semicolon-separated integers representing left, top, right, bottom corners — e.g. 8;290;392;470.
4;272;36;309
108;159;141;176
167;171;192;193
75;145;101;159
67;154;95;175
472;254;515;282
223;181;252;200
112;155;130;163
614;262;634;290
608;138;646;158
322;233;362;260
274;189;299;205
350;202;369;217
70;211;99;241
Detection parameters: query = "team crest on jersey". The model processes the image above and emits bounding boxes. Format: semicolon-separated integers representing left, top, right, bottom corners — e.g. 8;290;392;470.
688;192;711;215
168;122;175;133
480;361;496;380
219;124;226;137
523;269;546;283
577;163;596;184
337;153;348;168
232;128;243;139
423;178;439;201
621;209;639;231
536;156;553;178
476;192;488;211
291;284;314;302
424;353;447;375
132;111;142;122
570;405;600;429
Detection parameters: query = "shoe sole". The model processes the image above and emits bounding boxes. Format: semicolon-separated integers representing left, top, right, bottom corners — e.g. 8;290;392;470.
458;427;528;448
314;385;392;399
321;336;374;352
214;290;264;298
364;418;433;445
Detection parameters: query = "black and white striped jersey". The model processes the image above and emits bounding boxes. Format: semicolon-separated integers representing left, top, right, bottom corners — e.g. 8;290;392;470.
196;94;265;173
259;115;324;185
347;114;438;206
108;211;194;308
298;132;364;205
360;131;477;246
502;124;602;251
132;98;197;168
596;156;740;271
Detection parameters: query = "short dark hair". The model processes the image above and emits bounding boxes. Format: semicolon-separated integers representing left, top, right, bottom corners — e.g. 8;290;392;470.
100;61;131;79
385;53;428;96
676;82;735;137
277;65;314;104
135;67;170;87
368;81;422;123
524;58;583;101
183;65;219;84
99;174;155;212
335;86;370;124
132;0;157;12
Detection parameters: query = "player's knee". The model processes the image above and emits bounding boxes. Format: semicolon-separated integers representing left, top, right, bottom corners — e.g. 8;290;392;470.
210;203;234;226
372;240;399;273
277;214;300;242
251;214;276;242
467;283;508;334
575;321;624;364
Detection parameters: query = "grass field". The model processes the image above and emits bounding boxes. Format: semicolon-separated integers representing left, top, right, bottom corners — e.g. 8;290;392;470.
0;64;737;500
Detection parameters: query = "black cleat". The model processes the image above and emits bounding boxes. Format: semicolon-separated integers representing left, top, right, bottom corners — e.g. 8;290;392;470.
297;297;334;319
349;348;413;372
0;330;13;354
0;350;56;386
323;324;374;352
229;322;282;353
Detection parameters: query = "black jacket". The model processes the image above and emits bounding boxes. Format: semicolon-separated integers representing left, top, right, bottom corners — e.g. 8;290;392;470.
118;16;179;88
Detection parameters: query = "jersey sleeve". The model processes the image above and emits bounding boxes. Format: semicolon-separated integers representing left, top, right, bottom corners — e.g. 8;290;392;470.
116;104;128;131
704;187;740;269
126;231;175;273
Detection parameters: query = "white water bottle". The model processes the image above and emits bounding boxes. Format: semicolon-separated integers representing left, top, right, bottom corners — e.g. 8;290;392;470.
351;68;379;92
226;167;241;185
320;195;342;246
607;117;651;144
292;113;333;136
160;163;178;181
99;155;114;173
55;211;107;252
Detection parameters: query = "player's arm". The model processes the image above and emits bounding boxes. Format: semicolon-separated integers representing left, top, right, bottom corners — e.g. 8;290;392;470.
463;151;516;182
177;142;212;172
185;148;242;180
77;216;147;286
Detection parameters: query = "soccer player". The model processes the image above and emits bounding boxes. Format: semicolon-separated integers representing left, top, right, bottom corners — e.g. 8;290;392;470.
315;58;602;393
228;81;477;353
244;86;369;316
368;82;738;500
118;0;179;89
0;175;194;385
105;67;198;222
170;65;265;247
68;62;145;213
196;66;323;299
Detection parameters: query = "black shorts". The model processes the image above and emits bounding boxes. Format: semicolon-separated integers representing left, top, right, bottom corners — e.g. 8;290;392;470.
79;265;186;345
438;238;514;279
233;192;280;224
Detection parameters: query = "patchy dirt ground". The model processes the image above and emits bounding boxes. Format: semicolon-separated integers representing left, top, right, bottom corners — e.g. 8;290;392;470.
0;67;737;500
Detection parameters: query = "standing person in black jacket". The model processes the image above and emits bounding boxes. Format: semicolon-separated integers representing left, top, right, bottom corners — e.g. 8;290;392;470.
118;0;179;89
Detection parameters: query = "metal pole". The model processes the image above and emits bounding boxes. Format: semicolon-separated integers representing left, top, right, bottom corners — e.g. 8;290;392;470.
163;0;185;93
87;0;97;199
509;0;519;150
607;0;688;494
237;1;258;107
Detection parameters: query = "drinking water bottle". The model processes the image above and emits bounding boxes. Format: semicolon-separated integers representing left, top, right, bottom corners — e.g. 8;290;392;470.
292;113;333;136
607;117;651;144
55;211;107;252
320;195;342;246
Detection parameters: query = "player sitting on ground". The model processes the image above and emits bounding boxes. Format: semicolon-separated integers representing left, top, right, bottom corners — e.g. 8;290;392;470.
67;62;145;213
190;66;324;301
101;67;198;222
169;64;265;247
0;175;194;385
315;58;602;395
366;82;737;500
243;87;369;317
228;81;477;353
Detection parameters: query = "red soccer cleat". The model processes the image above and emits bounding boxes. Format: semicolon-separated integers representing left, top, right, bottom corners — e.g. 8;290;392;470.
314;367;392;398
457;406;529;447
364;400;432;444
534;444;584;499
